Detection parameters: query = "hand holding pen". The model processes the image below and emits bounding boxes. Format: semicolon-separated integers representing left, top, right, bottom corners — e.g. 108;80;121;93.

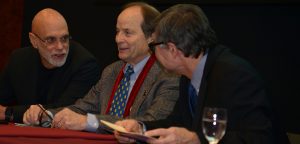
37;104;53;127
23;104;53;127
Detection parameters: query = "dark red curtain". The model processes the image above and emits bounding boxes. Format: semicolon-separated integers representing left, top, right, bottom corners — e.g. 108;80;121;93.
0;0;24;71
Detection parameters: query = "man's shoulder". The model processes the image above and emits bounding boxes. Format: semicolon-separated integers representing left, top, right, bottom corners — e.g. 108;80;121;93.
69;42;95;58
103;60;124;72
3;47;38;74
67;41;98;65
151;61;180;80
9;47;38;62
98;60;124;79
210;45;259;77
11;46;35;56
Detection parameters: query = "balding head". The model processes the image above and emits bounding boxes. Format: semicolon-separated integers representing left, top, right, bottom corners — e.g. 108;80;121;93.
31;8;68;35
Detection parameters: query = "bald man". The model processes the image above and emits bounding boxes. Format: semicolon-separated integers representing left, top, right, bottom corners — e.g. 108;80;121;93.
28;2;179;132
0;8;100;123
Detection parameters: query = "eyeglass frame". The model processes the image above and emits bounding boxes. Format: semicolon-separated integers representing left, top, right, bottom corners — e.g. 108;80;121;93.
31;32;72;47
148;42;166;53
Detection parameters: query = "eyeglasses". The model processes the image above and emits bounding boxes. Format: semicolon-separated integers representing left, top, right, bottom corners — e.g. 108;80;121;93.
148;42;165;53
32;32;72;47
37;104;53;127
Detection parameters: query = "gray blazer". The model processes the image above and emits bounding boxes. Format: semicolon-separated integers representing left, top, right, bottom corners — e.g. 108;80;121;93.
66;60;179;124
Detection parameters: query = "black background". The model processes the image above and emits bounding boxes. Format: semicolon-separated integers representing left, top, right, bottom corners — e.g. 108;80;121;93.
21;0;300;133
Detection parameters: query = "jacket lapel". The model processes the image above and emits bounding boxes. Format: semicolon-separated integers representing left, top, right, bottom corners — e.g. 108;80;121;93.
100;61;124;114
128;62;159;115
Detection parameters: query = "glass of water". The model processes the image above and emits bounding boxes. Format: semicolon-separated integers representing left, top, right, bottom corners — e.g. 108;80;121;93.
202;107;227;144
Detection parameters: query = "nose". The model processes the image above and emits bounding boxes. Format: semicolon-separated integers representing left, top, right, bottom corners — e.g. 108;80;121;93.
54;40;65;50
115;32;124;44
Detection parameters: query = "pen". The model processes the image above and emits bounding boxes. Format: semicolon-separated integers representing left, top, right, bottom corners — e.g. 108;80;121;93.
37;104;53;121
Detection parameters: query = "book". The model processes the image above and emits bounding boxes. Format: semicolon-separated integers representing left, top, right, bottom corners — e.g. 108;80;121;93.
100;120;156;142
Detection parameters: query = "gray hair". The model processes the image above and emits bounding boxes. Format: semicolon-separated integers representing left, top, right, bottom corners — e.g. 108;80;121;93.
155;4;217;58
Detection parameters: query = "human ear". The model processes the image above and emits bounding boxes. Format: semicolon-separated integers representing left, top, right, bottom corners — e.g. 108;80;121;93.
167;42;181;58
147;37;153;44
28;32;38;49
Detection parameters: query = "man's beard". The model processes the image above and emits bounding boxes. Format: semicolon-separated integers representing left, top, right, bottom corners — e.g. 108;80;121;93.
40;48;69;68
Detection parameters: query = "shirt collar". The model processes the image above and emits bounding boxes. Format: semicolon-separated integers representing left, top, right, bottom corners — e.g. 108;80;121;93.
190;52;208;93
124;55;150;78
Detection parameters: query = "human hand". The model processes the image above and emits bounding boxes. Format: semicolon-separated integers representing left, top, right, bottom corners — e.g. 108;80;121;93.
0;105;6;120
52;108;87;130
145;127;200;144
114;119;143;143
23;105;43;125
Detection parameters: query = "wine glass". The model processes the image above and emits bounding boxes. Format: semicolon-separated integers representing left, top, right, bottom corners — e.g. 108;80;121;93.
202;107;227;144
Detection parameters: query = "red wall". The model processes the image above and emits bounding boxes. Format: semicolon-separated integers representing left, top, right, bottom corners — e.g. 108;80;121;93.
0;0;24;71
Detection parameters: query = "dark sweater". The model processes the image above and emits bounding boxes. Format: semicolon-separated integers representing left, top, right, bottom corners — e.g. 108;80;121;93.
0;41;100;122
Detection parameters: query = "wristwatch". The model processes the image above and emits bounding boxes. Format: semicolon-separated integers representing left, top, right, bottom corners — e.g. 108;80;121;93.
5;107;14;122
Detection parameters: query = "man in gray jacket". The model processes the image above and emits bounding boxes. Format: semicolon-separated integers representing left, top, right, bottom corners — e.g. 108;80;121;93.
24;2;179;133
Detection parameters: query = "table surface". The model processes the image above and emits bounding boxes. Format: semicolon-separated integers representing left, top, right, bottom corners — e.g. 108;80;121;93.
0;124;118;144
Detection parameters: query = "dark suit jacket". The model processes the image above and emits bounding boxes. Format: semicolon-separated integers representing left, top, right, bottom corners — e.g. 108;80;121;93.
145;45;289;144
0;41;100;122
63;59;179;128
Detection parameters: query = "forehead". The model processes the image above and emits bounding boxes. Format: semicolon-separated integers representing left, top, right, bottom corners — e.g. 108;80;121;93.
43;23;68;36
34;14;69;37
116;6;143;30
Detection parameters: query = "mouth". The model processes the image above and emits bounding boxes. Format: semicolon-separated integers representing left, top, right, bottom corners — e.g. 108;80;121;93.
52;53;66;59
118;47;129;52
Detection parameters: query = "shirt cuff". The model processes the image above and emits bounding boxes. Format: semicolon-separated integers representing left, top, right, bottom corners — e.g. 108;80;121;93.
85;113;99;132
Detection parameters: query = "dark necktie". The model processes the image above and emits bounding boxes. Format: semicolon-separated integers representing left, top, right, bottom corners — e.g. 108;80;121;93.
188;83;197;116
109;66;134;117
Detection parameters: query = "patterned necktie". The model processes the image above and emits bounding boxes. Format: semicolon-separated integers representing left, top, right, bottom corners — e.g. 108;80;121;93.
109;66;134;117
188;83;197;116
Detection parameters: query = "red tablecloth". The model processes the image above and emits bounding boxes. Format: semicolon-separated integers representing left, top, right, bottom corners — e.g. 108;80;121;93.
0;124;117;144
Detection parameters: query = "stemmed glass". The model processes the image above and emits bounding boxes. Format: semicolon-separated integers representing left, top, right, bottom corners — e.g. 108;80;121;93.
202;107;227;144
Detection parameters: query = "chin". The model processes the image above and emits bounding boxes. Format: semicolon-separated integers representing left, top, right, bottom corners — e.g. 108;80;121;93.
50;58;67;67
118;53;128;60
51;61;65;67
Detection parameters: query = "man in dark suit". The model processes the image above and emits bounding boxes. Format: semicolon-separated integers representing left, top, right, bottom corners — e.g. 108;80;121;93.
0;8;100;123
24;2;179;132
115;4;289;144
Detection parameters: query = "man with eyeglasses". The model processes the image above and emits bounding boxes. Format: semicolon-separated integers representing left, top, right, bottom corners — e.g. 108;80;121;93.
0;8;100;124
28;2;180;132
115;4;289;144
